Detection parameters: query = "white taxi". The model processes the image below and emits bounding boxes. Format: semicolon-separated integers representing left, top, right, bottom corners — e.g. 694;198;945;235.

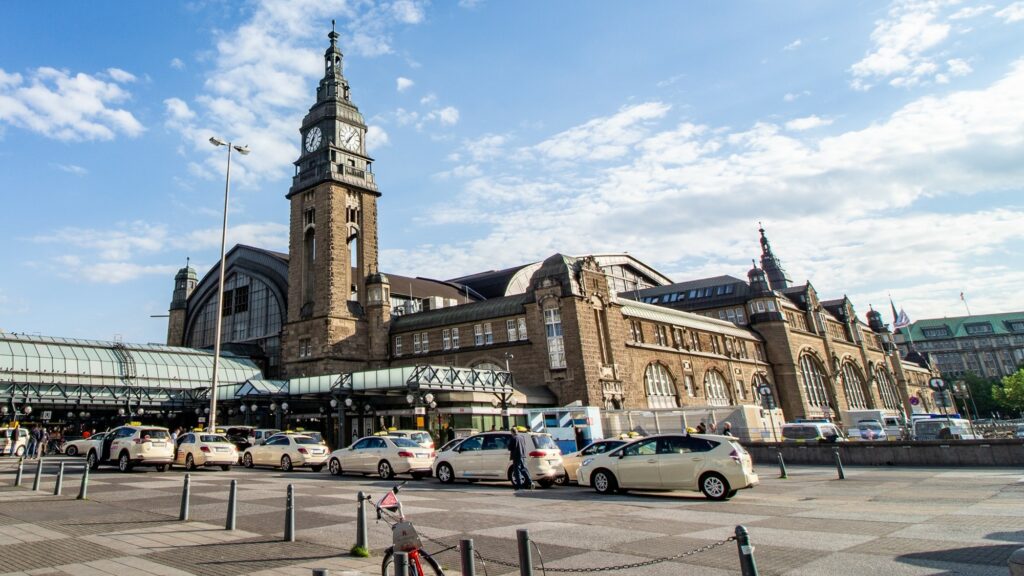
328;435;436;479
555;438;628;485
174;432;238;471
0;428;31;457
242;433;328;471
62;432;107;457
86;424;175;472
386;430;435;450
433;431;564;488
577;433;758;500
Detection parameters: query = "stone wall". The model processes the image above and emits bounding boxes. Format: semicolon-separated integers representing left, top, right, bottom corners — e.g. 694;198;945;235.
743;440;1024;467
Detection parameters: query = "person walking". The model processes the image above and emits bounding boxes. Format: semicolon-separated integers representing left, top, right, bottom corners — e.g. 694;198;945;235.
29;425;43;459
38;427;49;458
508;428;534;490
696;421;707;434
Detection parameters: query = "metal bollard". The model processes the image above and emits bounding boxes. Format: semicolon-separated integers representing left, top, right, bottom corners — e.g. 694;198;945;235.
32;459;43;491
833;449;846;480
77;465;90;500
735;525;759;576
284;484;295;542
355;491;369;550
14;458;24;487
460;539;477;576
777;451;788;479
1008;546;1024;576
226;479;237;530
179;474;191;521
53;461;65;496
311;570;330;576
517;529;534;576
394;551;410;576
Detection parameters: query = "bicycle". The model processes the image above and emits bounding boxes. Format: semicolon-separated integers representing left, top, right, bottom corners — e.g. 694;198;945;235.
368;481;446;576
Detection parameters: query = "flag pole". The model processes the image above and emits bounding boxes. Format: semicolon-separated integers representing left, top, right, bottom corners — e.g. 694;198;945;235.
960;292;972;316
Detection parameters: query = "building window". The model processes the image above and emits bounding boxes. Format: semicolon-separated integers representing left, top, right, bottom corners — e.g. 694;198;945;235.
442;329;451;350
421;332;429;353
474;324;484;346
684;374;695;397
841;362;868;409
221;289;235;317
739;340;749;359
544;308;566;369
654;325;668;346
298;338;312;358
690;332;701;351
629;320;644;343
507;319;517;342
484;322;493;345
799;354;830;408
874;366;901;411
452;327;460;349
704;370;730;406
518;317;528;340
965;323;993;335
394;336;402;356
413;333;422;354
735;378;746;400
644;363;679;409
304;208;315;226
736;308;746;324
711;335;722;355
672;328;684;349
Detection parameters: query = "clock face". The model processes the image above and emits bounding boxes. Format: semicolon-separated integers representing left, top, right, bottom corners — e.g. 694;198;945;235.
339;125;360;152
305;126;322;152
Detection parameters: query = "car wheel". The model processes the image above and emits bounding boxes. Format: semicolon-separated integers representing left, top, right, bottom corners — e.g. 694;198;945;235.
243;453;254;468
699;472;731;501
592;469;617;495
185;454;196;471
538;479;555;489
554;472;570;486
118;452;133;473
281;455;293;472
311;465;323;472
221;465;232;471
329;458;343;476
436;463;455;484
726;489;738;499
65;446;78;457
378;460;395;479
155;464;168;472
86;451;100;470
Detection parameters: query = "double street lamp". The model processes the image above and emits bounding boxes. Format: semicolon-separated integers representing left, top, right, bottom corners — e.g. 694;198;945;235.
207;137;250;433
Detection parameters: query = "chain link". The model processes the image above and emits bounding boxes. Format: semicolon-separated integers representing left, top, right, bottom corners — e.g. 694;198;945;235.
419;531;737;574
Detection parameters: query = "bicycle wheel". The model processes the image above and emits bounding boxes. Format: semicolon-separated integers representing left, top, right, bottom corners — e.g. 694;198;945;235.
381;547;445;576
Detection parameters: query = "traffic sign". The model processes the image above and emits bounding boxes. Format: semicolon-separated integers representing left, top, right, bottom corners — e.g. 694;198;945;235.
758;385;773;397
909;396;920;406
928;378;945;391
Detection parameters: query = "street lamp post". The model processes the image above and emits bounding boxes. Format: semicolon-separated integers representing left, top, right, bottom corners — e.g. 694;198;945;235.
207;137;250;433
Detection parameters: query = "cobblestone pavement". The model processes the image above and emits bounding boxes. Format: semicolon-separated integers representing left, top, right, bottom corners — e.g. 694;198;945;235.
0;457;1022;575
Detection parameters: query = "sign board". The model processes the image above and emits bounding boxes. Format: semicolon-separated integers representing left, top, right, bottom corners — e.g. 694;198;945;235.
413;407;426;415
928;378;945;391
501;409;510;417
41;411;52;421
757;385;772;397
198;417;207;423
909;396;920;406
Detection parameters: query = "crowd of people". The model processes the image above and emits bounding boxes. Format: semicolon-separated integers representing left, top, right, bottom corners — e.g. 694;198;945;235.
5;424;97;458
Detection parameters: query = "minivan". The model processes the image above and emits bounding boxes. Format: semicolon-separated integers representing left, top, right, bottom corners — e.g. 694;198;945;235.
781;422;845;443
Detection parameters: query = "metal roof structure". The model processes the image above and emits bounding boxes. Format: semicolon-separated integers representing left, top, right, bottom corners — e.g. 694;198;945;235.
619;300;765;341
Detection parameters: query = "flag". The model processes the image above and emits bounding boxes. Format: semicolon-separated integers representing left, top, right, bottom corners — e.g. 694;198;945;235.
894;308;911;329
378;490;399;511
889;297;899;325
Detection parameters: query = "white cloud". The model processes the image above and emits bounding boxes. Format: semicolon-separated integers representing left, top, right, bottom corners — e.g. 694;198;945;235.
783;90;811;102
947;58;973;76
783;39;803;51
52;163;88;176
391;0;426;24
420;93;437;106
949;4;995;18
850;1;952;90
784;115;833;131
367;124;390;149
170;57;185;70
532;102;671;162
396;76;415;92
106;68;136;83
0;66;144;141
995;1;1024;22
436;106;460;125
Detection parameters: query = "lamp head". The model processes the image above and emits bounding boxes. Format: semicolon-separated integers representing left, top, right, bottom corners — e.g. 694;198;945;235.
209;136;227;147
233;145;250;155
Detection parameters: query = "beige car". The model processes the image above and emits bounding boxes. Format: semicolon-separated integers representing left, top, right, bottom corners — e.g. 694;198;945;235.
86;425;175;472
62;432;107;457
174;432;238;471
433;431;564;488
577;433;758;500
0;428;30;457
555;438;628;485
387;430;435;450
242;433;328;472
328;435;436;479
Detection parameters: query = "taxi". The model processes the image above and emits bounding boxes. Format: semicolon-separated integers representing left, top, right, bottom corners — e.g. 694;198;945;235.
555;438;628;485
0;427;31;457
86;423;175;472
62;432;107;457
242;432;328;471
432;430;564;488
174;432;238;471
327;435;436;479
385;429;435;450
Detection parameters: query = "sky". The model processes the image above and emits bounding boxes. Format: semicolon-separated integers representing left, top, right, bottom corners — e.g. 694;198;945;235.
1;0;1023;345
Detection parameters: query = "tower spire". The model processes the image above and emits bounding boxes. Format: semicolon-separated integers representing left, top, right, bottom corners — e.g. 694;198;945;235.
757;223;791;290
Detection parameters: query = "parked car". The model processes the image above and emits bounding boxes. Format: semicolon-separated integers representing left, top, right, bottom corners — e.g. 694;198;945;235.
327;435;436;479
0;427;30;457
1016;424;1024;439
249;428;281;445
242;433;328;471
576;433;758;500
86;425;174;472
63;432;107;457
432;431;563;488
386;429;435;450
555;439;628;485
914;418;979;440
781;422;845;443
174;432;238;471
438;437;465;453
850;420;887;441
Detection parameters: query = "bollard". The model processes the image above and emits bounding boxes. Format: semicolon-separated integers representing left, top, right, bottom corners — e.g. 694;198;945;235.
32;459;43;491
517;529;534;576
1008;546;1024;576
355;491;369;550
776;451;788;479
179;473;191;521
460;539;477;576
312;570;330;576
53;461;65;496
226;479;237;530
14;458;24;487
735;525;759;576
284;484;295;542
77;465;90;500
833;449;846;480
394;551;410;576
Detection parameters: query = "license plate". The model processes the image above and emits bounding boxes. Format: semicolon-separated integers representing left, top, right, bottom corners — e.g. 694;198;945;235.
548;460;559;465
152;442;166;447
415;453;428;459
215;447;229;452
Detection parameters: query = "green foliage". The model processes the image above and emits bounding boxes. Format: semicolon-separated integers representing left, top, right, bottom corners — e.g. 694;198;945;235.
992;368;1024;413
349;545;370;558
959;373;1001;417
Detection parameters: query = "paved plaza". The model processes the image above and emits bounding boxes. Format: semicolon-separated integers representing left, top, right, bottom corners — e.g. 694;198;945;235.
0;457;1021;575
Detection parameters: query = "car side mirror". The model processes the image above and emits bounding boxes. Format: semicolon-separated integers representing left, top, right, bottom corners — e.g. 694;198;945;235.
617;452;625;459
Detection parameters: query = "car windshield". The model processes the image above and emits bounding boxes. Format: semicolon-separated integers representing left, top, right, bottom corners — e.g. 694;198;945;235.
531;435;557;449
294;436;320;445
140;429;170;440
392;438;420;448
783;426;818;439
858;422;883;431
200;435;229;443
410;432;432;443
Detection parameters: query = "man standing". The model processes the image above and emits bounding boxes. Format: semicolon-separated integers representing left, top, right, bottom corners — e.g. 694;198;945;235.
721;422;734;437
507;428;534;490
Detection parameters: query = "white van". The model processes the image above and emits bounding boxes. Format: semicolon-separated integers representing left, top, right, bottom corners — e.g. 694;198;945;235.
913;418;978;441
781;422;845;443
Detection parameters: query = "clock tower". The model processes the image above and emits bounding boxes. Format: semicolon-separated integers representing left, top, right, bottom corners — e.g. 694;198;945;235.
282;24;384;377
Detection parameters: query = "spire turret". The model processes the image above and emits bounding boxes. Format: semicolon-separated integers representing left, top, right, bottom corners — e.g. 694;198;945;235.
758;223;792;290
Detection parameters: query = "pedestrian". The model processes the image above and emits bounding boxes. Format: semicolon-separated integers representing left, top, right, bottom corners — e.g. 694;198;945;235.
721;422;734;437
696;422;707;434
38;427;50;458
170;427;179;443
507;427;534;490
29;425;43;459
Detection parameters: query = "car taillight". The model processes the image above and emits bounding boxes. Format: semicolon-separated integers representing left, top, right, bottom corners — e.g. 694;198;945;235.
397;451;415;458
431;451;437;458
528;451;546;458
200;446;211;453
297;447;308;454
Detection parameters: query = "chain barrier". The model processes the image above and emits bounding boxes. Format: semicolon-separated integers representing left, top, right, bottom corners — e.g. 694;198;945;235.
419;531;737;574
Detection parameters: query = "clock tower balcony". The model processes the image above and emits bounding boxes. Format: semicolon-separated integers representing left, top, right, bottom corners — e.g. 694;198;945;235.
290;162;377;196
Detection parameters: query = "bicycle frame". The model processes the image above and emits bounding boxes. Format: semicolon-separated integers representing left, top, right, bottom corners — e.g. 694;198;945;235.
370;482;441;576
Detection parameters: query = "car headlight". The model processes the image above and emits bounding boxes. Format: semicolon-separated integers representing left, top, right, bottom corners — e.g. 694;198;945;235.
581;458;594;467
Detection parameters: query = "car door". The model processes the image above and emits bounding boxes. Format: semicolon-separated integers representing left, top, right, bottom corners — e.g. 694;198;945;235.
655;436;708;489
175;434;194;465
614;438;661;489
480;433;511;478
343;438;371;471
452;435;484;478
108;427;134;461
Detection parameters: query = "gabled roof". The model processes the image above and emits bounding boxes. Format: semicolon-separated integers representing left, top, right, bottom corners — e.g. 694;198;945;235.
620;300;763;341
900;311;1024;340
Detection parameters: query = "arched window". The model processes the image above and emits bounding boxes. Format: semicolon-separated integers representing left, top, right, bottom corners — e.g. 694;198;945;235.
302;228;315;306
348;226;359;302
752;373;771;406
874;366;902;411
704;370;730;406
799;354;829;407
644;363;678;409
841;362;868;409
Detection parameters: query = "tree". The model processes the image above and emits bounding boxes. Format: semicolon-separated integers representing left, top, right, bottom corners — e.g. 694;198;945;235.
960;373;1001;417
992;368;1024;414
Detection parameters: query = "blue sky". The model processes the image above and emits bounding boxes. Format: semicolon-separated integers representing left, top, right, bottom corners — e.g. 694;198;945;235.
2;0;1023;344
